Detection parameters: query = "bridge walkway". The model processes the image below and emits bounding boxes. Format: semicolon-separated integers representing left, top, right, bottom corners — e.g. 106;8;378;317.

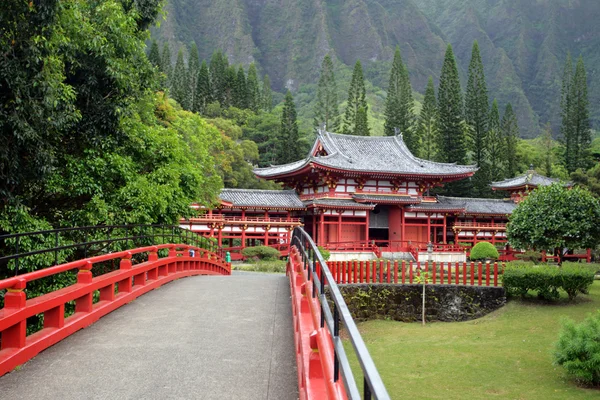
0;272;298;400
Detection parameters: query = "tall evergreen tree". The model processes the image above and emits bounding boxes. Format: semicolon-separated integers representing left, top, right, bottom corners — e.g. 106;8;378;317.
501;103;519;178
171;47;189;108
246;63;261;112
486;99;505;185
465;40;489;195
438;44;466;164
571;56;592;171
194;60;211;114
560;53;575;172
314;54;340;132
343;60;369;135
277;90;302;164
233;66;248;109
262;74;273;111
384;46;414;149
210;50;228;105
355;107;369;136
417;77;439;161
223;65;237;108
148;40;161;69
160;42;172;88
187;42;200;111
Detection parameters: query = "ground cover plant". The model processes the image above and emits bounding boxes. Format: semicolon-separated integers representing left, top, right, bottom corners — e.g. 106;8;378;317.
344;282;600;399
240;245;281;260
232;259;286;273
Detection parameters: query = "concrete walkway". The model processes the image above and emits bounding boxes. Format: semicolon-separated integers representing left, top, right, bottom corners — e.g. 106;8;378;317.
0;272;298;400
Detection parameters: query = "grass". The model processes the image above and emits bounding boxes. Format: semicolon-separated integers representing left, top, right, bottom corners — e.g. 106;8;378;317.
232;259;286;273
344;282;600;399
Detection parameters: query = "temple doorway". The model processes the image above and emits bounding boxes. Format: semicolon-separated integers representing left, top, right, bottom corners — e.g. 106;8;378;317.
369;206;389;245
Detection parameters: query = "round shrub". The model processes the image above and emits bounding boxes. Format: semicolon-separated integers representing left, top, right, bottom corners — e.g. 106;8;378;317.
554;311;600;386
241;246;281;260
470;241;499;261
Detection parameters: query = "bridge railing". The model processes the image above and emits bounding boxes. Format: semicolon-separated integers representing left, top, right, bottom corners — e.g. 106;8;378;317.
289;227;390;400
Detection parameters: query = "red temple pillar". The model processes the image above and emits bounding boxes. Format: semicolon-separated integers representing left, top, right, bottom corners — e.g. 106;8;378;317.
312;213;317;241
401;208;406;244
443;214;447;243
365;209;370;244
337;211;342;244
318;211;325;246
427;213;431;242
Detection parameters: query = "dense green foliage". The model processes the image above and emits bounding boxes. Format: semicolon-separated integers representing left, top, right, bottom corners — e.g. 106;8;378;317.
507;184;600;263
384;46;413;149
416;77;439;160
241;245;281;260
554;311;600;386
314;54;340;132
277;91;303;164
469;242;499;261
342;61;369;136
503;263;595;301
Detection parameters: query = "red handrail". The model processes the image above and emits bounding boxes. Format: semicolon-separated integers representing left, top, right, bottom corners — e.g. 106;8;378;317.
0;244;230;376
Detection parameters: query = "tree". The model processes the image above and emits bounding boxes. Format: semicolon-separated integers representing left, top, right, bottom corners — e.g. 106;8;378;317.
187;42;200;111
384;46;414;149
148;40;161;69
210;50;228;105
246;63;261;112
233;66;248;109
223;65;237;108
507;184;600;264
355;107;370;136
560;53;575;171
194;60;211;114
343;60;369;135
465;41;489;195
314;54;340;132
171;47;189;108
571;57;592;171
277;91;303;164
262;74;273;111
541;123;555;177
485;99;506;185
160;42;172;88
417;77;439;160
501;103;519;178
438;45;466;165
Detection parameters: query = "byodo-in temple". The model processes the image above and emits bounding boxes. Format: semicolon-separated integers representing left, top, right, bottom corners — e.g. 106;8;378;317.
181;129;570;261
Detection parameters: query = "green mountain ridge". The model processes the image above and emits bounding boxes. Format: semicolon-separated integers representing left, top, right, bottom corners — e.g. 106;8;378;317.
152;0;599;138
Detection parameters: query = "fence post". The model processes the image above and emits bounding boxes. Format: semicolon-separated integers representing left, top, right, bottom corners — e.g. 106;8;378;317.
409;261;413;284
478;262;483;286
401;261;406;284
493;262;498;287
485;262;490;286
393;260;398;284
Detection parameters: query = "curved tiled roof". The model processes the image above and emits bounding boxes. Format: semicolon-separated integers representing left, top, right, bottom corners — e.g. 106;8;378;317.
438;196;516;215
255;130;478;178
491;171;565;190
219;189;305;209
353;194;421;204
303;198;375;210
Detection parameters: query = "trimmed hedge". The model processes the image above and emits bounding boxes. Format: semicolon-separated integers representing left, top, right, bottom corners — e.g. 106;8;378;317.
503;263;595;301
554;311;600;386
241;246;281;260
470;241;499;261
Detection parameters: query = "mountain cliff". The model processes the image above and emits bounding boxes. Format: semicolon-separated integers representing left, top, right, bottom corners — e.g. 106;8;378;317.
153;0;599;137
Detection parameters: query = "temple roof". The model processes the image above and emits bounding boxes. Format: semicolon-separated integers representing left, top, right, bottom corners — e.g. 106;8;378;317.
219;189;305;209
408;196;516;215
254;130;478;179
353;193;421;204
304;198;375;210
491;169;566;190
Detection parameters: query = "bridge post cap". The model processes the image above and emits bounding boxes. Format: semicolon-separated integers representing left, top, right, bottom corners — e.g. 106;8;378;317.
150;246;158;252
79;260;93;271
10;278;27;291
309;330;319;351
124;251;132;259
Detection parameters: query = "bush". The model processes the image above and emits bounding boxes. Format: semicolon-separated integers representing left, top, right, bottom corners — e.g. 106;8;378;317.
554;311;600;386
470;242;499;261
241;246;281;260
318;246;331;261
503;263;595;301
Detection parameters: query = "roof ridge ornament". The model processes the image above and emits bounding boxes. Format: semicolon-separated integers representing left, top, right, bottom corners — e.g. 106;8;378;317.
394;127;402;138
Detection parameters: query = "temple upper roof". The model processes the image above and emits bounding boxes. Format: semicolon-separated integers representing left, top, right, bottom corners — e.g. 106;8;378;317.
254;130;478;179
491;169;568;190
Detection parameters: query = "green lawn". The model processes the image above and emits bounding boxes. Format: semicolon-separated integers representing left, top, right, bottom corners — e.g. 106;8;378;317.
345;282;600;399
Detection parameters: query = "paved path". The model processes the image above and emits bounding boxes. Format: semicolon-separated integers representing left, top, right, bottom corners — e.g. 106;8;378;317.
0;272;298;400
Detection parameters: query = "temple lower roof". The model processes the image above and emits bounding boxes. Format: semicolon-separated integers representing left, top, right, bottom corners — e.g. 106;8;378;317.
304;198;375;210
353;193;421;204
219;189;305;209
254;130;478;179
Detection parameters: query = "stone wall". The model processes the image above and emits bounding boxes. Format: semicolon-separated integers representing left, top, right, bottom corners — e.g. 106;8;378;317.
334;284;506;322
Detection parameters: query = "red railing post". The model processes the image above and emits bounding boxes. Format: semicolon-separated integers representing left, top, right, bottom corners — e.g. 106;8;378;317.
493;262;498;287
366;261;371;284
432;261;436;284
485;262;490;286
379;260;384;283
386;261;391;283
75;261;94;313
478;262;483;286
455;262;459;285
440;262;444;284
360;261;364;283
393;260;398;284
470;262;475;286
44;304;65;329
401;261;406;284
409;261;413;284
462;262;467;285
2;279;27;350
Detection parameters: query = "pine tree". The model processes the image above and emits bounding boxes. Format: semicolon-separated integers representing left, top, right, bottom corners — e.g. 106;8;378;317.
160;42;172;88
210;50;228;105
571;56;592;171
343;60;369;135
355;107;369;136
187;42;200;111
384;46;414;149
148;40;161;69
438;44;466;164
277;90;302;164
223;65;237;108
233;66;248;109
561;53;575;172
485;99;505;185
262;74;273;111
417;77;439;161
194;60;211;114
171;47;189;108
314;54;340;132
501;103;519;178
246;63;261;112
465;41;489;192
542;123;554;177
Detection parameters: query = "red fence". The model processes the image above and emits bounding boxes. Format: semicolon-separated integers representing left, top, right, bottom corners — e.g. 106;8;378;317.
0;244;230;377
326;260;502;287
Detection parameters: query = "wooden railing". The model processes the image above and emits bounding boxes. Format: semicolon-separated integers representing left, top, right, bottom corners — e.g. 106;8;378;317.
186;216;302;224
453;222;507;229
326;260;502;287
